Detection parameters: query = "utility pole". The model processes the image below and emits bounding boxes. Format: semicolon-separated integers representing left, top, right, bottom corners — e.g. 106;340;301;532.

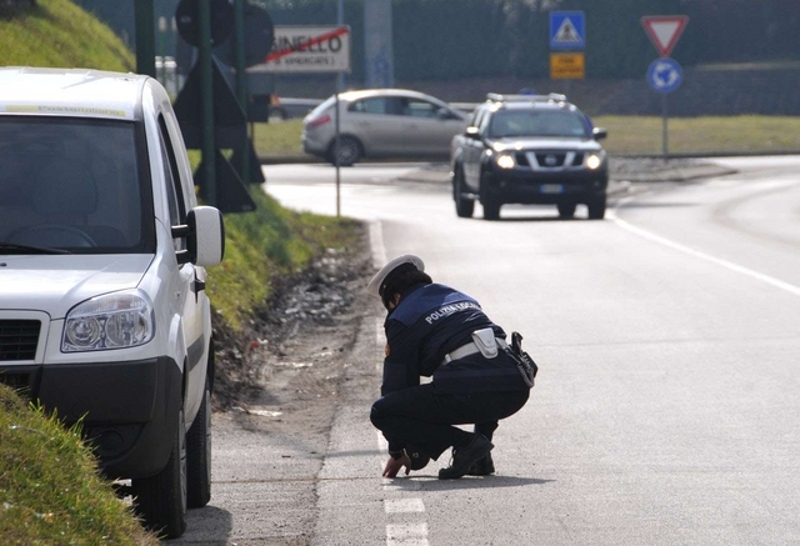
134;0;156;77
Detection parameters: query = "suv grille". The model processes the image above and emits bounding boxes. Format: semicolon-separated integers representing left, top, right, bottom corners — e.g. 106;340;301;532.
0;320;40;361
535;152;566;167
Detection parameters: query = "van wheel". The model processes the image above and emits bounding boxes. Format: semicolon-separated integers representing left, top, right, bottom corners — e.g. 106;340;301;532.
187;375;212;508
557;202;576;219
328;136;361;166
453;166;474;218
133;408;187;539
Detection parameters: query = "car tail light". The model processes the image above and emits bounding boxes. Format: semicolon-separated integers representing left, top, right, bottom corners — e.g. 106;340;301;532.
308;114;331;128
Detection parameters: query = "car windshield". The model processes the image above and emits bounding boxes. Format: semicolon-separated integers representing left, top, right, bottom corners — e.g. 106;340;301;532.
488;109;589;139
0;116;153;254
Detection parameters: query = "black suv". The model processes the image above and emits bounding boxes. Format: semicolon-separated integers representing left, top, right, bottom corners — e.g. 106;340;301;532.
450;93;608;220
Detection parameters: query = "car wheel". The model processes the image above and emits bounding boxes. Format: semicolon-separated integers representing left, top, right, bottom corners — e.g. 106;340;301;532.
453;166;474;218
557;202;577;219
133;407;187;539
186;374;212;508
328;136;362;167
587;196;607;220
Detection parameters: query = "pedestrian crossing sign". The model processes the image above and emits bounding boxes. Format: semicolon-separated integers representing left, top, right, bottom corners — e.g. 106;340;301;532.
550;11;585;50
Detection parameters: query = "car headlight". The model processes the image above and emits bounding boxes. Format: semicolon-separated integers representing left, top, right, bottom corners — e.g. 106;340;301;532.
585;152;605;170
495;153;516;170
62;290;154;352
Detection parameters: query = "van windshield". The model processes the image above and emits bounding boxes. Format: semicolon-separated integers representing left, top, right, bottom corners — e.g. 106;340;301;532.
0;117;154;254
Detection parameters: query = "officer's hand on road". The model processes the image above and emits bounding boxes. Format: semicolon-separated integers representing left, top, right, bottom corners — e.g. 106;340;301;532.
382;454;412;478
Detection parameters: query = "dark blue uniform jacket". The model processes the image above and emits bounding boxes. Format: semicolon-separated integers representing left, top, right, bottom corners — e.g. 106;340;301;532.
382;283;528;396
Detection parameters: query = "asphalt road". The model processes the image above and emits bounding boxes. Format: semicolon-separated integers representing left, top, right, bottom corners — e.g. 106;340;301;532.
183;157;800;545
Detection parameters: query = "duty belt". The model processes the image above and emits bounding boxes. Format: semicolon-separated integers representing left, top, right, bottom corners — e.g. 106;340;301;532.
441;338;508;366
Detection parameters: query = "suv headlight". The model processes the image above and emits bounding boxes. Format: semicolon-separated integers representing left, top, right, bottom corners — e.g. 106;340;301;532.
585;152;606;170
495;153;516;170
62;290;155;352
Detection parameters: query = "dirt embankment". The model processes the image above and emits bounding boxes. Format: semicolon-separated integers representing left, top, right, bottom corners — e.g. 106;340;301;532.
211;234;376;424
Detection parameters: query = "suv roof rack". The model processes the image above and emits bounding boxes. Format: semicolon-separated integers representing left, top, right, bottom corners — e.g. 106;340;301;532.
486;92;568;103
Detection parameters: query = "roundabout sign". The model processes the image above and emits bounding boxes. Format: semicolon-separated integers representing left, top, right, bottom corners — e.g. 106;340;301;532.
647;57;683;94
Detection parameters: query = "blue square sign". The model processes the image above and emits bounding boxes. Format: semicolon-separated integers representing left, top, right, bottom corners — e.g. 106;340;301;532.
550;11;585;50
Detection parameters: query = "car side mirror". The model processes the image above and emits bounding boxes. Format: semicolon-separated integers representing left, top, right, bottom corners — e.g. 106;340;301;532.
173;206;225;266
593;127;608;140
465;126;481;140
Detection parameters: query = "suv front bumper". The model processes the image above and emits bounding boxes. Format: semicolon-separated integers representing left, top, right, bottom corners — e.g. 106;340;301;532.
0;356;181;480
483;168;608;205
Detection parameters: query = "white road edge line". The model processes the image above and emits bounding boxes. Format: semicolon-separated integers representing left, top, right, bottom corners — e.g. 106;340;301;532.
610;201;800;297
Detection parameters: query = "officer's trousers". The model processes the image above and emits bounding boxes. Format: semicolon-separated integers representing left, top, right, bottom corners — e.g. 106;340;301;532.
370;383;529;460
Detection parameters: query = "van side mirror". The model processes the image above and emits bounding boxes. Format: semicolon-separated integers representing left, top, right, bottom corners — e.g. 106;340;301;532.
173;206;225;266
593;127;608;140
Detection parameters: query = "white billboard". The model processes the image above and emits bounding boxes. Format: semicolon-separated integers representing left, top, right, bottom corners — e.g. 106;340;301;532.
256;26;351;73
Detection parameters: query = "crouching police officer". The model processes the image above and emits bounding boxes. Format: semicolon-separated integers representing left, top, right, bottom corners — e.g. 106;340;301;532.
368;255;534;480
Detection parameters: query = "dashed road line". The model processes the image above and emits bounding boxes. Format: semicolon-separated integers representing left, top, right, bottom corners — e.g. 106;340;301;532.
386;522;429;546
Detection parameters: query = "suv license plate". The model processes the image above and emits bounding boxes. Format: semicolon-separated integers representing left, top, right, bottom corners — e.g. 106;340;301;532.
540;184;564;194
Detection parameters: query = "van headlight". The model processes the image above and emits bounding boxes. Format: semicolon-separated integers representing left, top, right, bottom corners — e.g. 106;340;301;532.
585;152;605;170
62;290;154;352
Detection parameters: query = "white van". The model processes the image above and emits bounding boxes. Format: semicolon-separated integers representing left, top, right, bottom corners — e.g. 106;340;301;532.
0;67;224;538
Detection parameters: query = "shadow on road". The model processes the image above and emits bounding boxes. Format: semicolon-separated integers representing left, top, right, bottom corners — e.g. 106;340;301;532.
386;474;554;491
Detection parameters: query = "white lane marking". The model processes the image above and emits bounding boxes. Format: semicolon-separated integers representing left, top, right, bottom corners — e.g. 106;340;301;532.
386;523;429;546
610;205;800;297
369;215;430;545
385;499;426;513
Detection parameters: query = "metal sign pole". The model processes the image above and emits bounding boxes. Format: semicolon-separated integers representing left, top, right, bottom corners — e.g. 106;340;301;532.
335;91;341;217
199;0;216;206
662;93;669;158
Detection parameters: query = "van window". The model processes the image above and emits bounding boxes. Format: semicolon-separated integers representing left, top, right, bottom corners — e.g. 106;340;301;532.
0;117;155;253
157;115;186;252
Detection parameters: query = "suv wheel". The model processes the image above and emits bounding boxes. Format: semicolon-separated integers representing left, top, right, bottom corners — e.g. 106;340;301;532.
483;200;501;221
328;136;361;167
557;202;576;219
587;196;607;220
453;166;474;218
133;407;188;539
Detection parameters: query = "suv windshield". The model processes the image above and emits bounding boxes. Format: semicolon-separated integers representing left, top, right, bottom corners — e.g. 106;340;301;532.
489;109;589;139
0;117;153;254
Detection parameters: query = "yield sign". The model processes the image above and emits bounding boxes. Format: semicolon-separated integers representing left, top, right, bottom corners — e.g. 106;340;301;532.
641;15;689;57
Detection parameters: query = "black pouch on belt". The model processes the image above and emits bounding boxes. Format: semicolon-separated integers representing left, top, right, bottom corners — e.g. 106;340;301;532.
505;331;538;388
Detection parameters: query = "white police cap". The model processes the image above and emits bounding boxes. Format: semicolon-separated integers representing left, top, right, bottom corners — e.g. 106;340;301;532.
367;254;425;297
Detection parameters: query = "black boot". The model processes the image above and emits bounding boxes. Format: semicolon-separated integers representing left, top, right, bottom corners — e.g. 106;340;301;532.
438;434;493;480
467;452;495;476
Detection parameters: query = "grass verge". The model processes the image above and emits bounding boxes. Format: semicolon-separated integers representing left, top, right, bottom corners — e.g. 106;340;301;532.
206;186;364;333
251;116;800;159
0;384;159;545
0;0;134;71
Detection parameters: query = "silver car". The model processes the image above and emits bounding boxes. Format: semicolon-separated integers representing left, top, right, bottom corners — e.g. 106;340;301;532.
302;88;468;166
